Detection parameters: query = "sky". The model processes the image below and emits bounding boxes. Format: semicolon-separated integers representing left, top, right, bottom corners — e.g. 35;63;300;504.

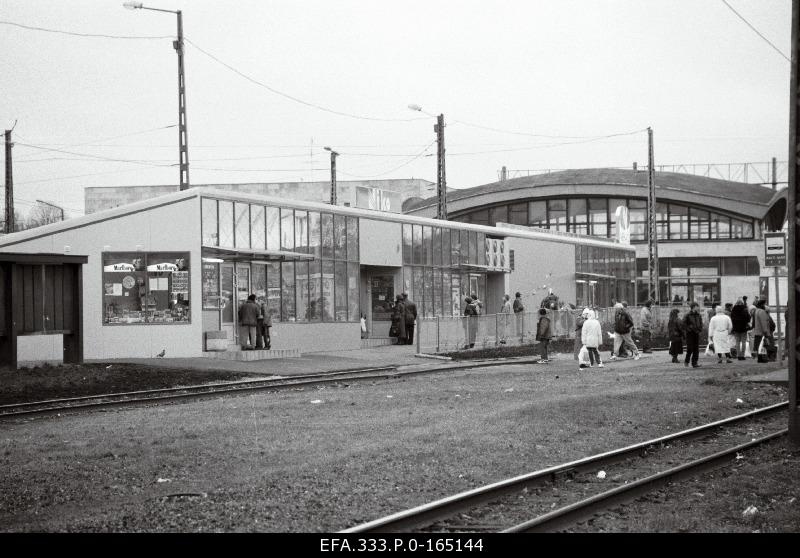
0;0;792;219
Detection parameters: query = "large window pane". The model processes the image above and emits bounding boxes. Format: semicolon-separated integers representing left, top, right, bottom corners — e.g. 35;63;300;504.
442;228;451;267
588;198;608;237
281;208;294;251
433;227;442;267
413;225;423;265
234;202;250;248
295;261;309;322
450;228;459;266
308;211;321;259
252;264;266;301
403;224;412;264
422;226;432;266
266;206;280;250
335;261;348;321
347;262;360;322
295;210;308;253
469;231;478;264
281;262;295;321
321;260;335;321
528;201;547;226
346;217;359;261
202;198;218;246
460;230;470;265
423;267;434;318
266;262;280;322
710;214;730;239
568;198;587;235
509;203;527;225
334;214;347;260
321;213;334;259
218;200;234;248
548;199;567;231
250;205;265;250
471;209;489;226
689;207;710;240
668;204;689;240
731;219;753;239
489;205;508;226
308;260;322;322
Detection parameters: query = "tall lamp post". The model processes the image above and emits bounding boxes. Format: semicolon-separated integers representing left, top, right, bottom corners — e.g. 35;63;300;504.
324;147;339;205
123;2;189;190
409;104;446;220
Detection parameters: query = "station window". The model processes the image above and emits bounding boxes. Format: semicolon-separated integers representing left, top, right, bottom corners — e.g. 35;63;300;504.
103;252;190;325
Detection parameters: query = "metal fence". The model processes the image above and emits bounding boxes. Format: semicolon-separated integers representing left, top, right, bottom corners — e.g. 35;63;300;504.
415;306;748;354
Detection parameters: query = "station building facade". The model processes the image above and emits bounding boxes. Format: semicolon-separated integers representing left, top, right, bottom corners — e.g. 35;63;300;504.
0;187;633;363
404;168;788;309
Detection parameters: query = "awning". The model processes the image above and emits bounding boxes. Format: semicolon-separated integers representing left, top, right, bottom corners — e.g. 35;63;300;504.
575;271;618;280
202;245;315;263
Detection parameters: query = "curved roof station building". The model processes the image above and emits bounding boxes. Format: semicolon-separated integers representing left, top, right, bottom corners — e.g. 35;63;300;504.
404;168;788;309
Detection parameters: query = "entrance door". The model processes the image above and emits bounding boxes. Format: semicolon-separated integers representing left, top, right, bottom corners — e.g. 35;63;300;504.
220;263;251;347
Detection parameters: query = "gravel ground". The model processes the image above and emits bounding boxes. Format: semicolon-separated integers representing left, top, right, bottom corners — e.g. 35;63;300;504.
0;352;795;533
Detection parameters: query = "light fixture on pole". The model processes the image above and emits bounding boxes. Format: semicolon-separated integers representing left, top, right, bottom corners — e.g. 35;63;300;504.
324;147;339;206
123;2;189;191
409;104;446;220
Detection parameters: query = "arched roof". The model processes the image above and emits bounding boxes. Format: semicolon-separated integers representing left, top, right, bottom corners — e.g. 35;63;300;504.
404;168;787;225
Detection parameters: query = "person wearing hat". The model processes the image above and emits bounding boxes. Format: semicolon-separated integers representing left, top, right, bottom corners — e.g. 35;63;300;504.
535;307;552;363
463;296;478;348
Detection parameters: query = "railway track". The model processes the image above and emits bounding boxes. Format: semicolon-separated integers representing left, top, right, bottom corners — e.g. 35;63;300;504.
341;401;789;533
0;357;546;420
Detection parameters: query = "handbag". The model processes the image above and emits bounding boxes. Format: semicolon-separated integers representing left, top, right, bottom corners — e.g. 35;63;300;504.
758;338;768;355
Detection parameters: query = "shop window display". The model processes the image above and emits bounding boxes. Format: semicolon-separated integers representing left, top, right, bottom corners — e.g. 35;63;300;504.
103;252;190;325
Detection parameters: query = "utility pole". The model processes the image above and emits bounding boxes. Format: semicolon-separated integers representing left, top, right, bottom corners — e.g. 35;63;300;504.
647;127;658;305
324;147;338;205
773;156;778;191
787;0;799;444
4;124;15;234
435;114;447;220
175;10;189;190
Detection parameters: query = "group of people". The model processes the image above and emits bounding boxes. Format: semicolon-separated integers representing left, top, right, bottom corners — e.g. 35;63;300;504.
389;293;418;345
668;296;777;367
237;294;273;350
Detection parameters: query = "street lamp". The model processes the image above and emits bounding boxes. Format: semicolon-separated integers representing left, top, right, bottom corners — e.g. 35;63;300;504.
123;2;189;191
324;147;339;206
409;104;446;220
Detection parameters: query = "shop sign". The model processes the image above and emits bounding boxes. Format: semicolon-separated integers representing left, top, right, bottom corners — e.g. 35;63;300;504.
103;263;135;272
147;262;179;272
764;232;786;267
356;186;401;213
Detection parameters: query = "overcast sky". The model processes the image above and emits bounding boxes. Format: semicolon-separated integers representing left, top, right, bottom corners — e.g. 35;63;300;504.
0;0;792;218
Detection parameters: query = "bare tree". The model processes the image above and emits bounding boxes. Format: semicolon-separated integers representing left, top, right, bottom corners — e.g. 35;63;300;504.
0;209;27;233
26;202;63;229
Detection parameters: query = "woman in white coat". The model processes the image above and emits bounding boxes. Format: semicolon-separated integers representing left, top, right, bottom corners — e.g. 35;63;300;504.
708;306;734;364
580;308;604;369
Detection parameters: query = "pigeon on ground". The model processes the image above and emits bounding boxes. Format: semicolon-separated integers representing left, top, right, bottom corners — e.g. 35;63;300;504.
156;349;166;358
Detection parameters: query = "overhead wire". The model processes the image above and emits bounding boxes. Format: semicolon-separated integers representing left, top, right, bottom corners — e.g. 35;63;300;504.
719;0;790;62
0;20;173;40
338;140;436;179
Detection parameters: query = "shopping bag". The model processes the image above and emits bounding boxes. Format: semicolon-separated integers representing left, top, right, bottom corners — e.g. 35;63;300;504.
704;344;714;356
745;340;751;355
758;338;767;355
578;345;591;366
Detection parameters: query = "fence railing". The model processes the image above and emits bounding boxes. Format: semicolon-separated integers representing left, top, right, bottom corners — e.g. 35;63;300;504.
415;306;767;354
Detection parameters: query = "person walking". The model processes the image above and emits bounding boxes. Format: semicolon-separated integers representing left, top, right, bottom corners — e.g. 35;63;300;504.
402;292;417;345
581;308;604;369
708;306;734;364
513;292;525;341
730;298;750;361
255;296;272;350
610;302;640;360
745;296;757;358
535;307;552;363
499;294;513;344
238;294;260;350
391;295;407;345
463;296;478;348
752;299;772;363
667;308;684;363
574;307;589;360
640;299;654;353
683;302;703;368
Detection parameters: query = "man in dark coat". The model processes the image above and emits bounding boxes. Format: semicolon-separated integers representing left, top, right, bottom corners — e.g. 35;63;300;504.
730;298;750;361
682;302;704;368
402;292;417;345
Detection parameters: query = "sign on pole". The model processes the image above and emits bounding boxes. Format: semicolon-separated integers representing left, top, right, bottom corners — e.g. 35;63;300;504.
764;232;786;267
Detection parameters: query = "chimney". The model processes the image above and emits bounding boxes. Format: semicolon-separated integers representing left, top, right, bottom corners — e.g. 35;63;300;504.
632;162;638;172
501;166;507;182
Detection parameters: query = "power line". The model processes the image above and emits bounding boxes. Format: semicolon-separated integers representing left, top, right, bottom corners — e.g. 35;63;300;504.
446;130;649;156
13;167;164;186
0;20;173;40
451;120;647;140
719;0;790;62
14;125;177;161
14;142;175;168
184;38;430;124
338;140;436;179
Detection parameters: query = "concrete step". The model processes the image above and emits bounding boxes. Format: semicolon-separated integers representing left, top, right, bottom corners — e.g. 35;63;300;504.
204;348;300;361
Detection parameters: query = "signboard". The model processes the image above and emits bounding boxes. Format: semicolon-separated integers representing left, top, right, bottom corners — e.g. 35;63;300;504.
485;238;510;272
147;262;179;272
355;186;402;213
614;206;630;244
103;263;135;272
764;232;786;267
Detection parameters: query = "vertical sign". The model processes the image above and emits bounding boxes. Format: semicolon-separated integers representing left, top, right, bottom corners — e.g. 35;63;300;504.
764;231;786;267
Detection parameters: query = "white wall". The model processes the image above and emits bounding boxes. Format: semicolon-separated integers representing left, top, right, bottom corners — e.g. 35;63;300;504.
721;276;760;305
359;219;402;267
270;322;361;352
508;237;577;310
0;197;203;359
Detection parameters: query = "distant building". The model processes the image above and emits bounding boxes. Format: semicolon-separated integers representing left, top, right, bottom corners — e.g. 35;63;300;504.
85;178;436;215
404;168;788;309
